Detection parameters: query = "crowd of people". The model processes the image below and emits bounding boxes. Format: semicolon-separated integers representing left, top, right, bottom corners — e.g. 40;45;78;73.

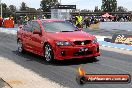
15;13;132;29
71;13;100;29
17;15;46;26
0;12;131;29
71;13;132;29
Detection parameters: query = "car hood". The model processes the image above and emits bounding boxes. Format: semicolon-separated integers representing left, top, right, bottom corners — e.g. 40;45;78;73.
45;31;95;41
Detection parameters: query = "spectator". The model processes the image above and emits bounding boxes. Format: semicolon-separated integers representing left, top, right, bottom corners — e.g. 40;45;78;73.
75;13;83;28
17;17;23;26
23;16;30;25
84;17;90;28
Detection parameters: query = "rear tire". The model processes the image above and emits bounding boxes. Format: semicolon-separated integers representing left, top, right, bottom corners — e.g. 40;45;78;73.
17;40;25;53
44;43;54;63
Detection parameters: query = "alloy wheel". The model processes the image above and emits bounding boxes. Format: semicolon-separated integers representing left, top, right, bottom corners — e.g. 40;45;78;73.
44;44;53;62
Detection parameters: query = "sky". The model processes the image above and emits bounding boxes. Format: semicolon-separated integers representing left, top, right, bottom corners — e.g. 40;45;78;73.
2;0;132;11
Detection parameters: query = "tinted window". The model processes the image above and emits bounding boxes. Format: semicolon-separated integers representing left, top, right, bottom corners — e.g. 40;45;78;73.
23;21;33;32
42;21;77;32
32;21;41;31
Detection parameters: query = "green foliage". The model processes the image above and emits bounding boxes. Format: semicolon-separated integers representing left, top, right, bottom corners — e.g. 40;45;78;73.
40;0;59;12
117;6;128;12
20;2;27;11
102;0;117;12
0;3;7;12
94;6;101;12
9;5;16;12
19;2;36;12
26;7;36;11
0;3;11;17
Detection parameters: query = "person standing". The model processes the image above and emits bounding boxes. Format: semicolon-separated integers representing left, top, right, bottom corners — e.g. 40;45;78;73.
75;13;83;28
17;17;23;26
42;15;46;19
33;15;37;20
23;16;30;25
84;17;90;28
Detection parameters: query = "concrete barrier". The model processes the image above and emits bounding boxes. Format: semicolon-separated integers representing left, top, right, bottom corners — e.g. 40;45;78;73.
99;22;132;31
0;28;18;34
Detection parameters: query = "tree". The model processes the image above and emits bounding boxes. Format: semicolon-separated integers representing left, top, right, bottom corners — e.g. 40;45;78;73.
102;0;117;12
20;2;36;12
26;7;36;11
117;6;128;12
0;3;8;12
80;9;92;12
20;2;28;11
9;5;16;12
94;6;102;12
0;3;10;17
40;0;59;12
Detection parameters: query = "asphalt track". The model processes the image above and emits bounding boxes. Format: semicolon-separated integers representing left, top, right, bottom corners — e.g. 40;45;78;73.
0;32;132;88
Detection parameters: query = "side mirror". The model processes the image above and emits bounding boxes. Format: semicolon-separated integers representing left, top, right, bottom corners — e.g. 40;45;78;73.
19;25;23;29
33;29;41;35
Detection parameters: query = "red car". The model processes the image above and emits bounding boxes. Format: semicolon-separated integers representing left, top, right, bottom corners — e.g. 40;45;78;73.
17;19;100;62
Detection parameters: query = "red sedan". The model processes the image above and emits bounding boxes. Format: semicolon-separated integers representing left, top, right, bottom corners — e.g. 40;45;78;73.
17;19;100;62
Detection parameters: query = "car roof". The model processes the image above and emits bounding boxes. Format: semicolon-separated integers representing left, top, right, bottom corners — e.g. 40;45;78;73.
42;19;65;22
32;19;65;23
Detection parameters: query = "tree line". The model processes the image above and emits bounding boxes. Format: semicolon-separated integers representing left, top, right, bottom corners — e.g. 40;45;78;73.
0;0;130;18
0;0;59;18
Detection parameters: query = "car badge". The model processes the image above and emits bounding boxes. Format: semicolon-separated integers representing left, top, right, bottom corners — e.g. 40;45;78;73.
81;42;85;45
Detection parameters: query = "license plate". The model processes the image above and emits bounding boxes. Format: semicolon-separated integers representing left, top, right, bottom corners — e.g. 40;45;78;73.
79;48;89;52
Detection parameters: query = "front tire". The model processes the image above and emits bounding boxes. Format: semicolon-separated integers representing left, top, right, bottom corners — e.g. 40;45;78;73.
44;43;54;62
92;57;99;62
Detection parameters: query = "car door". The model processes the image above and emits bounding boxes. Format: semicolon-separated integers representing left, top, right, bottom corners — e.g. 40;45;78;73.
31;21;43;55
22;21;33;51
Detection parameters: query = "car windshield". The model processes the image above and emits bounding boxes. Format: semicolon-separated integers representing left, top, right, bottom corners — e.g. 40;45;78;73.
42;21;78;32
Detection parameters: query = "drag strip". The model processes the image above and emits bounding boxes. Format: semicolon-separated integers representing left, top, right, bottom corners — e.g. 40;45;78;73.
84;28;132;37
0;32;132;88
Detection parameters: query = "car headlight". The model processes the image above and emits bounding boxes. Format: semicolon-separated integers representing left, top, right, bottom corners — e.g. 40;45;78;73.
56;41;71;46
93;38;98;44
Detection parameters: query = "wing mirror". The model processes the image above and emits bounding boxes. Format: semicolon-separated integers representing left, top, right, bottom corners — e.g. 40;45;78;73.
19;25;23;29
33;29;41;35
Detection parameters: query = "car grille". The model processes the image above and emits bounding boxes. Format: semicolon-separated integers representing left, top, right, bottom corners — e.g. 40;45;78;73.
73;40;91;45
73;51;93;56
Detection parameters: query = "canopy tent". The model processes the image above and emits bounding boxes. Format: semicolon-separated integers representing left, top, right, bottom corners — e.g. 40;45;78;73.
102;13;114;18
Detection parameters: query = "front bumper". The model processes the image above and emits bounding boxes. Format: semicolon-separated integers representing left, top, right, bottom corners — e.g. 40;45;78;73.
54;44;100;60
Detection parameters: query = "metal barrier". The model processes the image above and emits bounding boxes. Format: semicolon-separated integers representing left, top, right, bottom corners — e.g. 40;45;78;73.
99;22;132;31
